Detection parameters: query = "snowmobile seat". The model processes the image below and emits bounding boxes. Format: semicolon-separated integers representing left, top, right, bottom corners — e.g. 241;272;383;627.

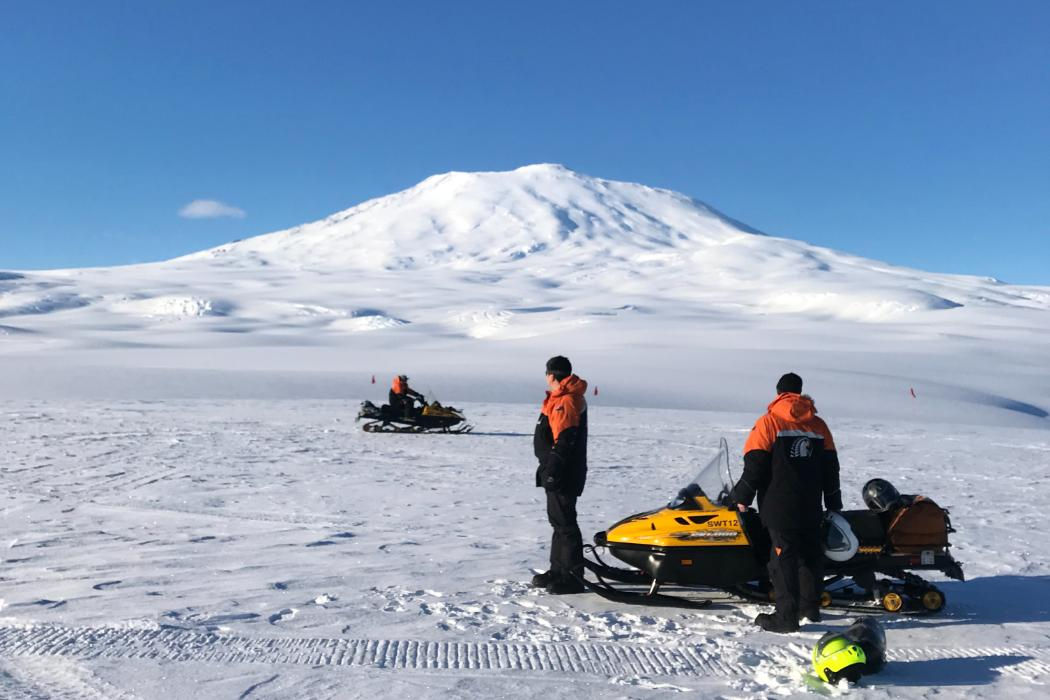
357;401;385;421
841;510;886;547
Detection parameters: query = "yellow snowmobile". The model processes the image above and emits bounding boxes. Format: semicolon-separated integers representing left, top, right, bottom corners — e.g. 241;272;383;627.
357;398;473;434
582;439;963;613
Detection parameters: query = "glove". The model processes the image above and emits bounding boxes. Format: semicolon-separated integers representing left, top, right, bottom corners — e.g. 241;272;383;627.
537;453;564;491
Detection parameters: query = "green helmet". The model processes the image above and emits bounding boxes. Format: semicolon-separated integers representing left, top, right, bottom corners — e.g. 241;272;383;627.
812;633;867;684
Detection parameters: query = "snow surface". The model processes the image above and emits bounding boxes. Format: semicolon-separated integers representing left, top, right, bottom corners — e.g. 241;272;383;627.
1;165;1048;697
1;401;1048;698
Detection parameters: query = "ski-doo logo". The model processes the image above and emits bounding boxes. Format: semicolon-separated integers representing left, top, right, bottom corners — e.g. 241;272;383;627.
789;437;812;458
673;530;739;541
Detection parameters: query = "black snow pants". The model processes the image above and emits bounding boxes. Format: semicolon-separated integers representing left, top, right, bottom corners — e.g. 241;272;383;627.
768;527;824;622
546;491;584;579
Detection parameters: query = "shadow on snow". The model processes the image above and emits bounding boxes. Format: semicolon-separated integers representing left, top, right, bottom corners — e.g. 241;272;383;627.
879;655;1032;687
882;575;1050;630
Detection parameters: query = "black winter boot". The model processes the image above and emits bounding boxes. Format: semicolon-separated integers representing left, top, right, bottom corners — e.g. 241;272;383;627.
545;576;585;595
530;570;553;588
754;612;799;633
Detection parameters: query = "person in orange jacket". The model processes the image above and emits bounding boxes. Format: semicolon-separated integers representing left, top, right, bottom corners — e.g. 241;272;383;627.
729;372;842;633
531;356;589;595
389;374;424;419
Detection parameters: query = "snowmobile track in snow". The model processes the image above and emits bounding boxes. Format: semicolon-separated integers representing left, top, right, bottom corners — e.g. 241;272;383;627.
0;625;1047;684
0;625;748;678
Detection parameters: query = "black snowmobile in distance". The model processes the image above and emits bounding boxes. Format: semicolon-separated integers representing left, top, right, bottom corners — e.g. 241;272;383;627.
581;438;964;614
356;396;473;434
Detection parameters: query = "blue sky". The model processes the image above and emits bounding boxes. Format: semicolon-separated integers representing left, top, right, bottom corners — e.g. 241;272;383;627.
2;1;1048;283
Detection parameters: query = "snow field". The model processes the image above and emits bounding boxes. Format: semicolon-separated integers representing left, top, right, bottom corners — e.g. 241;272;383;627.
1;399;1048;698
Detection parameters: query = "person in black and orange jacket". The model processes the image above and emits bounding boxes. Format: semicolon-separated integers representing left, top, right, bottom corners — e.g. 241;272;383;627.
531;355;589;595
389;374;424;418
729;372;842;633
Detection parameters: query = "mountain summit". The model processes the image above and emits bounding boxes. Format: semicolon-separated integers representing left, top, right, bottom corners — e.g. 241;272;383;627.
173;164;1044;322
184;164;762;271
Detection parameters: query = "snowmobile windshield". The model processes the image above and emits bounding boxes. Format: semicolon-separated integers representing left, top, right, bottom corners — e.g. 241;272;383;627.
670;437;733;508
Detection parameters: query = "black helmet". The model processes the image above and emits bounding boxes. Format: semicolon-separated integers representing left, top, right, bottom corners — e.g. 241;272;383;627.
862;478;901;512
842;617;887;674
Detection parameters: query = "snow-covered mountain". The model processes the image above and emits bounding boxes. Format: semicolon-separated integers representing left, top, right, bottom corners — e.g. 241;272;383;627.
183;163;765;270
6;163;1050;326
1;165;1048;424
177;163;1042;321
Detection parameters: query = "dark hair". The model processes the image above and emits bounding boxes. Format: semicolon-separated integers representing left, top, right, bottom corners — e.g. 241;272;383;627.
545;355;572;381
776;372;803;394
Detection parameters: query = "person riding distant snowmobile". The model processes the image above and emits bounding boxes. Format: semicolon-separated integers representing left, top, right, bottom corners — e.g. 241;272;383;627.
729;372;842;633
531;356;589;595
389;375;424;419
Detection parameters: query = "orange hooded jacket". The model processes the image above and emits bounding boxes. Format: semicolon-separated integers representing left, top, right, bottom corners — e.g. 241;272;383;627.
743;393;836;454
534;374;589;496
541;375;588;440
731;392;842;529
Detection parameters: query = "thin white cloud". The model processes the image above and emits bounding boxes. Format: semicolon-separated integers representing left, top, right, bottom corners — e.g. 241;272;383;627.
178;199;246;219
